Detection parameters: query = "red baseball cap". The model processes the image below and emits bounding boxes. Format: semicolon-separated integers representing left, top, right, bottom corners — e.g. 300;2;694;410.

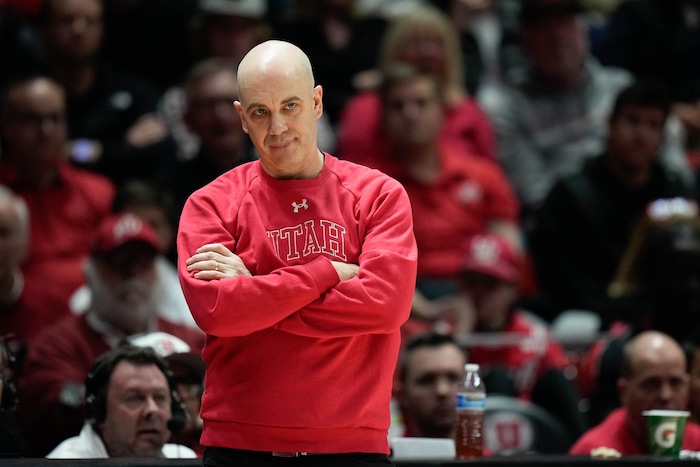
92;213;159;255
461;234;520;283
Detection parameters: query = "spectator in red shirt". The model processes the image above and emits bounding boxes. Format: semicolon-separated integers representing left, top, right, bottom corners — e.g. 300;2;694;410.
377;64;519;344
570;330;700;456
0;74;114;344
336;4;496;165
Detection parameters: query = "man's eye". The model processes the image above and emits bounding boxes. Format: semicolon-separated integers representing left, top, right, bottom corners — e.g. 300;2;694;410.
154;394;168;405
253;108;266;116
285;103;297;110
125;395;143;404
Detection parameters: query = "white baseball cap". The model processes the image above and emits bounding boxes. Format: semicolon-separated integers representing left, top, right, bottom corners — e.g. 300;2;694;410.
126;332;191;357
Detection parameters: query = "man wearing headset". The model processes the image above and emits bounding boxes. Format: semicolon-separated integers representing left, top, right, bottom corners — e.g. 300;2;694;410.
46;345;196;458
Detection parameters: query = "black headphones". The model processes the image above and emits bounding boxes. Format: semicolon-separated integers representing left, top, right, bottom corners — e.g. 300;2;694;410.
84;344;188;433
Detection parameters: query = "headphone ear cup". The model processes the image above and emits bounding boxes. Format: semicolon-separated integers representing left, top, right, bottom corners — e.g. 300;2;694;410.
166;389;188;433
84;361;108;425
84;391;105;425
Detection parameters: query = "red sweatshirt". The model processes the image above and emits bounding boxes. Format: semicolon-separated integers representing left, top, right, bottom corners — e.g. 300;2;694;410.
570;408;700;455
177;154;418;455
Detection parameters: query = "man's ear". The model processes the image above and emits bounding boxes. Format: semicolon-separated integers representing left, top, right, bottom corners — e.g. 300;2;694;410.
313;85;323;119
233;101;249;134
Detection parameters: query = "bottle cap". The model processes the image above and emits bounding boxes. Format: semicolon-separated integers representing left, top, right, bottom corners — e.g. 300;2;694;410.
465;363;480;372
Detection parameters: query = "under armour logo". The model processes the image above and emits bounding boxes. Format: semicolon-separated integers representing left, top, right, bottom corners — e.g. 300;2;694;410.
292;199;308;213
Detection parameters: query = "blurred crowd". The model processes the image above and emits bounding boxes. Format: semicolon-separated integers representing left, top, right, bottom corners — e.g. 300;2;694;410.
2;0;700;459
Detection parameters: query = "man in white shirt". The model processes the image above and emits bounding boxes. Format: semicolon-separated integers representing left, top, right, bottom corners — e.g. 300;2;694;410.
47;345;196;459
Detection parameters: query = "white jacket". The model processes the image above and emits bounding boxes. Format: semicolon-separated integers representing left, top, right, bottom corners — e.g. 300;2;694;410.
46;422;197;459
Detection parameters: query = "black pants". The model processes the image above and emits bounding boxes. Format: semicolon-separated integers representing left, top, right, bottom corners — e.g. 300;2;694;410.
203;447;395;467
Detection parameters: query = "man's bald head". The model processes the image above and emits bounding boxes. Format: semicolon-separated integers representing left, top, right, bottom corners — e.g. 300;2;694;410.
619;330;690;445
237;40;315;96
232;40;324;180
622;331;686;379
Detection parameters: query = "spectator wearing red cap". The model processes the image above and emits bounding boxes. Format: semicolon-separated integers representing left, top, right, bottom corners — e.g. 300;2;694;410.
16;213;204;457
69;180;198;329
455;232;587;445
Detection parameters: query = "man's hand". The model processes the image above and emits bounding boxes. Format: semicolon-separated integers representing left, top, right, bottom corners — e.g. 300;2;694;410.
331;261;359;281
411;290;477;334
186;243;251;280
126;113;168;147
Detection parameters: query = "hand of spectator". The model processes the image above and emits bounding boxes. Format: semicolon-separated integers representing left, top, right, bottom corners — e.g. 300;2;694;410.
125;113;168;147
411;291;477;334
186;243;251;280
330;261;359;281
441;293;477;335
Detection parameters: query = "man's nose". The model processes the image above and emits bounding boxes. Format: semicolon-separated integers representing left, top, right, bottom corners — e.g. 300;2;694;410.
269;112;287;136
39;117;59;136
435;378;454;395
70;18;90;35
143;396;163;415
659;382;675;403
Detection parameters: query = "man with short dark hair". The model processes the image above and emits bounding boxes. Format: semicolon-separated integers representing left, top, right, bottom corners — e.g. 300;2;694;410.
396;333;466;439
531;80;695;325
17;213;204;456
47;345;196;458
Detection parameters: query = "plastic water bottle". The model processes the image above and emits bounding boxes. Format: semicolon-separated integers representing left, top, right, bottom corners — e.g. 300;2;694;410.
455;363;486;459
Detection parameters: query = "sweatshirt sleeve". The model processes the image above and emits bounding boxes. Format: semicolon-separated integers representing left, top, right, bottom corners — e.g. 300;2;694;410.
274;178;418;338
177;189;343;338
178;168;417;339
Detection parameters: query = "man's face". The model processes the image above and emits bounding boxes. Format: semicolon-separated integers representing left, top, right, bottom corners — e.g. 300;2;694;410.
520;13;587;86
399;344;465;437
234;65;323;179
100;361;173;458
44;0;103;65
607;105;666;175
383;77;443;148
459;272;516;332
185;70;246;158
88;243;158;334
620;343;689;444
0;78;67;170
